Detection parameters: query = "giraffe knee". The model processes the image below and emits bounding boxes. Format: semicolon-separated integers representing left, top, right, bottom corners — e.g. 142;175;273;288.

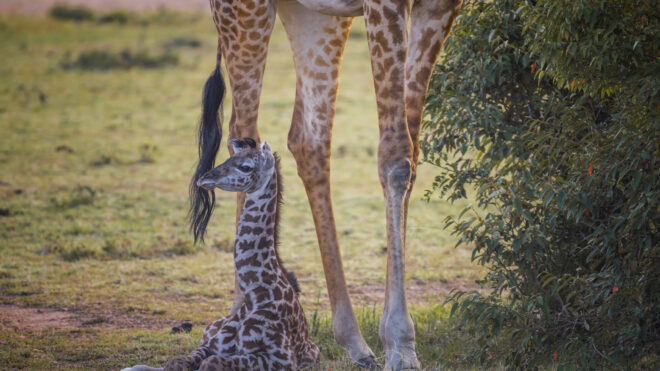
287;138;330;184
385;159;415;196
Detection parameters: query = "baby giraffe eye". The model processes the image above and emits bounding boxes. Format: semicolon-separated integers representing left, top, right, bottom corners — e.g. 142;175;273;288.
237;165;253;173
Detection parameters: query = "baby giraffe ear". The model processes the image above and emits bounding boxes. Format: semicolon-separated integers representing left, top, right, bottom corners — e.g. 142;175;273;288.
231;139;243;154
261;141;275;168
260;141;272;155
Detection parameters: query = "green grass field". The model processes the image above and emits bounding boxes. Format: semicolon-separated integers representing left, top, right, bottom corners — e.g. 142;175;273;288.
0;10;483;369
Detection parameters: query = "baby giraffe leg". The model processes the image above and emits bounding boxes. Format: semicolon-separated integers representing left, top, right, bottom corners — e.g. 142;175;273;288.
199;324;295;371
296;339;321;369
198;353;285;371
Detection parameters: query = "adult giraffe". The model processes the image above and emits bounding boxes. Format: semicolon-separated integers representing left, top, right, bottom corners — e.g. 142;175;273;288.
189;0;462;369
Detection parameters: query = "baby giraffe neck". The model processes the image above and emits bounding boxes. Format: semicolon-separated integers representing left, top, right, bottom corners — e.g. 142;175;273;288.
233;168;280;294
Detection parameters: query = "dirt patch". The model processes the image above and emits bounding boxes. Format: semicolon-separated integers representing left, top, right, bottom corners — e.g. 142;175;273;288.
0;280;483;331
0;304;176;331
0;0;208;15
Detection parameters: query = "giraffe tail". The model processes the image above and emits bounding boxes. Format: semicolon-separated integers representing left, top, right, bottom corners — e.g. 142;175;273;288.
189;38;226;244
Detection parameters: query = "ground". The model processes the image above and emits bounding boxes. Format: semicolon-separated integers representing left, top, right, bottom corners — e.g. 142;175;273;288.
0;2;483;369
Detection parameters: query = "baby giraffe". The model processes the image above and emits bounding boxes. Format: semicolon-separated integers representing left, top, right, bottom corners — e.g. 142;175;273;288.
122;138;320;371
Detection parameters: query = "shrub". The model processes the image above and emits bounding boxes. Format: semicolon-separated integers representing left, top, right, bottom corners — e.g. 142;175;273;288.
59;243;98;262
49;185;96;210
49;6;94;22
422;0;659;368
163;36;202;49
97;11;130;25
61;49;178;71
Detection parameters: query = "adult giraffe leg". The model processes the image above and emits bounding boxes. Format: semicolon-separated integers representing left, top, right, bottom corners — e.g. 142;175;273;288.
406;0;462;168
401;0;462;286
363;0;420;369
208;0;277;315
363;0;462;369
278;2;378;368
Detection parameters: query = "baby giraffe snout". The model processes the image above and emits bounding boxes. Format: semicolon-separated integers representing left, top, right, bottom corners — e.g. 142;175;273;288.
196;168;222;189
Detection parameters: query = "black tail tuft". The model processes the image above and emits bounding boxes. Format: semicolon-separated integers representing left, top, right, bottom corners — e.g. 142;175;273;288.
286;271;301;295
189;64;225;243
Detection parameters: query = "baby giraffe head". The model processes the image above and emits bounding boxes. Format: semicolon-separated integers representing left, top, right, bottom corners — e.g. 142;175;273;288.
197;138;275;193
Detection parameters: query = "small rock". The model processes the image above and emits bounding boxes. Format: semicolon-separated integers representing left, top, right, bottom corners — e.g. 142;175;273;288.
170;322;193;334
180;322;193;332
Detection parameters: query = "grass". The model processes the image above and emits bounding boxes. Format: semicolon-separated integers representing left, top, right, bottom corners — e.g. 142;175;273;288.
1;306;487;370
0;9;484;370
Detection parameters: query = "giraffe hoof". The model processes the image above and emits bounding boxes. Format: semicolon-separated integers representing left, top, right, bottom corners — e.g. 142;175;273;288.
384;346;420;371
355;355;381;370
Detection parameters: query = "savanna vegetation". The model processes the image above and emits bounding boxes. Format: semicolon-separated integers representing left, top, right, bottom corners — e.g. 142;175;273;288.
0;6;480;370
423;0;659;369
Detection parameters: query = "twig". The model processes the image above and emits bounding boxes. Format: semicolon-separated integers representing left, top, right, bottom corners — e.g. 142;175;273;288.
591;338;614;365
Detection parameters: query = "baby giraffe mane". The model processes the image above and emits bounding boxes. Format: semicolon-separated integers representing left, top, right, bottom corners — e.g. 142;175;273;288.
270;152;300;294
272;152;283;254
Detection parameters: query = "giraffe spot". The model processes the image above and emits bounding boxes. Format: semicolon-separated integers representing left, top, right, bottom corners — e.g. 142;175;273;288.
240;271;259;285
368;7;382;26
255;6;267;16
284;288;293;302
314;56;329;67
374;31;391;53
329;38;343;47
383;6;404;45
243;213;260;223
261;270;276;283
273;286;282;300
236;7;250;18
256;291;269;303
244;0;256;10
255;309;277;320
257;237;270;250
235;256;259;269
237;240;255;253
238;18;254;29
416;66;431;85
